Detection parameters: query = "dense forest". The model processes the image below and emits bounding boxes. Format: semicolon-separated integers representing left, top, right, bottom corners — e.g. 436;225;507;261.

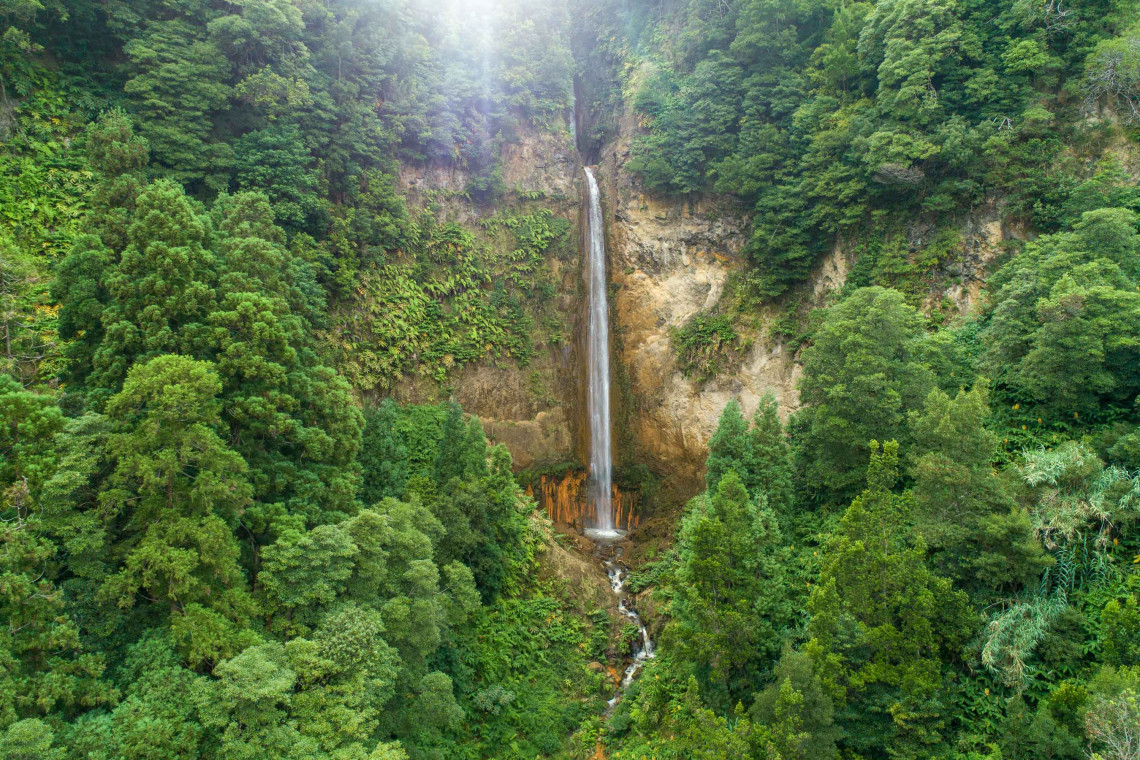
2;0;1140;757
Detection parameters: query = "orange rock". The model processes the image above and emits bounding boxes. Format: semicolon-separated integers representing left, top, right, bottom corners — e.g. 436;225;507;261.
534;470;639;530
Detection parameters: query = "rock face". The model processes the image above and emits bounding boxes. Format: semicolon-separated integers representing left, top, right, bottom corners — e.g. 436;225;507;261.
525;470;640;531
398;125;580;214
380;96;1021;506
595;109;806;499
389;122;587;473
589;87;1018;501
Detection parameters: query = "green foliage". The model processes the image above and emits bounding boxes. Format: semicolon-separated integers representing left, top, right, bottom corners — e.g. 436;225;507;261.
9;1;1140;758
620;0;1139;299
749;646;840;760
122;21;233;191
792;286;949;505
1100;576;1140;666
1083;22;1140;124
99;354;252;616
909;383;1051;597
668;470;792;711
672;312;742;382
806;440;975;758
705;395;795;519
332;210;569;391
357;401;533;600
979;208;1140;419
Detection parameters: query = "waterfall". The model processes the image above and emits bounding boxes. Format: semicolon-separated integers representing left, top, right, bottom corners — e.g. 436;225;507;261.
584;166;615;536
580;173;654;704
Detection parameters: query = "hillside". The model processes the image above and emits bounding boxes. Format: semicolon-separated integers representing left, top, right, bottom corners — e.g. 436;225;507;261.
2;0;1140;758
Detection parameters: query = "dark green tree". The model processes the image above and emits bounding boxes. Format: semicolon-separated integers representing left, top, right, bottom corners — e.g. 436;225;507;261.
89;180;217;395
793;287;944;505
669;470;790;711
705;395;793;517
980;208;1140;417
908;384;1050;597
806;441;974;758
122;21;233;190
705;399;751;494
98;355;253;629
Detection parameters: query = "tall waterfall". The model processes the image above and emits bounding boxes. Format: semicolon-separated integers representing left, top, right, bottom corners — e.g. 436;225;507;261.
584;166;615;535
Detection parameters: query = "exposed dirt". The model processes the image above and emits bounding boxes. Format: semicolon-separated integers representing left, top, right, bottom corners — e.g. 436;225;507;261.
538;526;619;623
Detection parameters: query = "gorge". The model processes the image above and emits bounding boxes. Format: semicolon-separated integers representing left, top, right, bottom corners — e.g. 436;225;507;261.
3;0;1140;758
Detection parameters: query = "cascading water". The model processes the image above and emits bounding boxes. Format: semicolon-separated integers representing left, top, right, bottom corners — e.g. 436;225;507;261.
581;167;654;706
583;166;616;536
604;549;655;707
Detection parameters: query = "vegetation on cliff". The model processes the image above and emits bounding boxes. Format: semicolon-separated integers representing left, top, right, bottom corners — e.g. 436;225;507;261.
596;0;1140;302
2;0;1140;758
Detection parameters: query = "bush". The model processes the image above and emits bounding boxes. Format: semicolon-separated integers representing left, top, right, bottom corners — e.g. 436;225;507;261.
672;312;741;382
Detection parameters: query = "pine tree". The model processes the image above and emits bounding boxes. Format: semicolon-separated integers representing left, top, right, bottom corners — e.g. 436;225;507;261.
706;394;793;516
806;440;974;759
794;287;944;506
84;109;149;253
98;356;252;614
747;393;794;518
91;180;218;395
122;20;233;191
705;399;751;494
909;384;1049;596
671;470;789;711
360;400;410;505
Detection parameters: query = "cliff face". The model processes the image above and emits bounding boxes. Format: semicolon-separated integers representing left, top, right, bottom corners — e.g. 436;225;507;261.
376;82;1021;508
595;106;803;500
590;78;1016;502
387;122;587;472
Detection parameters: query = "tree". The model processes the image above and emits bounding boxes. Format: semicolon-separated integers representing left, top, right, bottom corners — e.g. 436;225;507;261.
84;109;149;252
705;395;794;518
90;180;218;395
196;641;316;759
908;384;1050;596
1083;22;1140;124
209;190;363;528
670;470;790;711
233;124;323;232
705;399;751;495
0;233;41;379
359;400;410;504
289;604;400;751
748;394;795;518
89;635;208;760
793;287;944;505
749;646;840;760
979;209;1140;416
122;21;232;190
857;0;963;124
53;235;113;388
806;441;974;758
0;719;64;760
98;355;253;627
0;377;111;729
1085;666;1140;760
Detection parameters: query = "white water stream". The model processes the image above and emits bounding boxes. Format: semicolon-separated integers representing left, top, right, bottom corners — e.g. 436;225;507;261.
581;167;653;706
603;547;655;708
583;166;616;536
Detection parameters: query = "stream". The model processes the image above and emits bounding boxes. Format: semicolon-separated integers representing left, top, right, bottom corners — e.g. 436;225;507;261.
597;541;655;709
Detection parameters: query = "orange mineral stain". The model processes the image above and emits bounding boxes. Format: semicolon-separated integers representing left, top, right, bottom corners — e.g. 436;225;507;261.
532;471;639;531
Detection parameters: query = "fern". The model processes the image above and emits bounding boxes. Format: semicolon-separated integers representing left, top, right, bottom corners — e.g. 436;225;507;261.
981;592;1068;689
